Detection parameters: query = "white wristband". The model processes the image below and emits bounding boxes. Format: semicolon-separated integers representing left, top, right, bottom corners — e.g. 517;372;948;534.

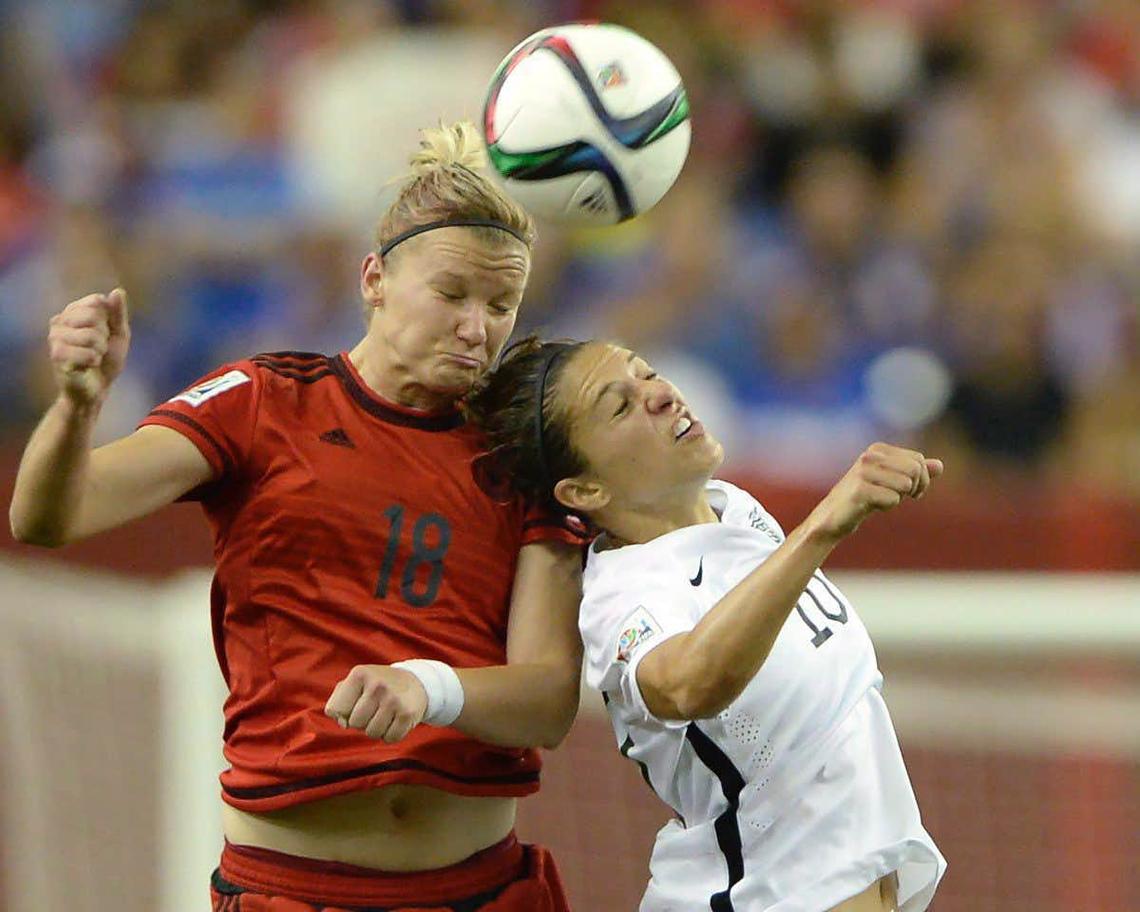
391;659;465;727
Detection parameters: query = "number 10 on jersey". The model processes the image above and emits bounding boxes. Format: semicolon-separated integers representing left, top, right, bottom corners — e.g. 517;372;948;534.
795;573;849;647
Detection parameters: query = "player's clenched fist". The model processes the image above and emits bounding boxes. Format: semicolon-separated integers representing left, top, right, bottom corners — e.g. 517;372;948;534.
325;665;429;743
811;442;944;540
48;287;131;404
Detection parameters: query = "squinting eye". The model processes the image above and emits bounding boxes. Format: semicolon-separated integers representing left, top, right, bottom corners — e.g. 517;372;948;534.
614;398;629;417
645;372;659;381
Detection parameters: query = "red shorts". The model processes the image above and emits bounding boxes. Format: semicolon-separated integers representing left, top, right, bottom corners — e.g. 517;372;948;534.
210;833;570;912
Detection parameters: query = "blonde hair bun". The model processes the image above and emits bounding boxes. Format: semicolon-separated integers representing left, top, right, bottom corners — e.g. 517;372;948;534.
409;121;487;176
374;119;535;257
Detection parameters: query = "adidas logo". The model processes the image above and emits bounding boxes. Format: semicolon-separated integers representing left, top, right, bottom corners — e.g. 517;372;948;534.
319;428;355;448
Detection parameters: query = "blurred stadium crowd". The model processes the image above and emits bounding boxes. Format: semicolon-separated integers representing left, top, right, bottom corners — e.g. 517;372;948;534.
1;0;1137;497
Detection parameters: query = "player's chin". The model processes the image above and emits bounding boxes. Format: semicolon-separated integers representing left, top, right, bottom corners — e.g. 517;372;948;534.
426;372;480;400
676;433;724;473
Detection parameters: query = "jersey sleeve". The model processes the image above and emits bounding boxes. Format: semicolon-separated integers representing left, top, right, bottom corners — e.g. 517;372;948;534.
580;576;702;728
138;360;261;490
520;501;593;548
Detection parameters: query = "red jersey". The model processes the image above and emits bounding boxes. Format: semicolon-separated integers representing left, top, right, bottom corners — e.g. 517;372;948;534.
140;351;586;812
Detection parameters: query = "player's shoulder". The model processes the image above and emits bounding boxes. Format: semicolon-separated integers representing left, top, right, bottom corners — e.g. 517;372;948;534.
160;352;344;418
582;532;688;606
707;477;753;506
708;478;786;540
249;350;337;383
171;351;335;394
240;351;347;408
160;356;264;410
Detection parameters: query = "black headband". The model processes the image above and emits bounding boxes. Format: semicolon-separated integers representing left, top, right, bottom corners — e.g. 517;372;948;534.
532;343;575;500
379;218;528;257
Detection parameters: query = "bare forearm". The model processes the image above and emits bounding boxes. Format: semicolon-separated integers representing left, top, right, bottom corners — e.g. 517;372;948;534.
9;396;101;545
652;445;942;720
327;540;586;751
667;515;840;716
454;663;580;750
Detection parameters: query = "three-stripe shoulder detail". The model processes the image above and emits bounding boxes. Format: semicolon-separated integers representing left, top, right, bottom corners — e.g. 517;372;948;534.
251;351;335;383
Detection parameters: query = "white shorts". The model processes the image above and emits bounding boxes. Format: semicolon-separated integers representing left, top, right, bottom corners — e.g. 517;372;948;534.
640;687;946;912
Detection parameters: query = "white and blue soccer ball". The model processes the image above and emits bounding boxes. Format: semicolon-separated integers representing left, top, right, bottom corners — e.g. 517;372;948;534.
482;23;691;226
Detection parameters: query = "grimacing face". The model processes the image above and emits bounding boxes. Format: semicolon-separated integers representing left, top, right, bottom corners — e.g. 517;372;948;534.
362;227;530;399
552;343;724;515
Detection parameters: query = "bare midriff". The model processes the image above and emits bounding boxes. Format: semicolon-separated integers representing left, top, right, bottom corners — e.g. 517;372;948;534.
827;873;899;912
222;785;518;871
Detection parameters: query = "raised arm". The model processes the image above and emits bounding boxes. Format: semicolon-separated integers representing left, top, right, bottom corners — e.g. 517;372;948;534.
637;443;944;721
9;289;213;546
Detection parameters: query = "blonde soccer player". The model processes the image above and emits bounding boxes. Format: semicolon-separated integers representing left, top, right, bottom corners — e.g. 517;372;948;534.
465;338;948;912
10;124;589;911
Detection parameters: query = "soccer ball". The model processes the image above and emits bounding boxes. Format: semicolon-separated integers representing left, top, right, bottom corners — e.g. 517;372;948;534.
482;23;691;226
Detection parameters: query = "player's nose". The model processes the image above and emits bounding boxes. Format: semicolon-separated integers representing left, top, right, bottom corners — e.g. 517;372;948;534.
455;302;488;345
644;381;676;415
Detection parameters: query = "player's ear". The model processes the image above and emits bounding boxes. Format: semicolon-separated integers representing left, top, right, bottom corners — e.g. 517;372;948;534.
361;252;385;309
554;475;609;514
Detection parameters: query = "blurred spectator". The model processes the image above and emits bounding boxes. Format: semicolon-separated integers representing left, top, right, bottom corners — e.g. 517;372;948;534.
928;232;1070;476
0;0;1136;501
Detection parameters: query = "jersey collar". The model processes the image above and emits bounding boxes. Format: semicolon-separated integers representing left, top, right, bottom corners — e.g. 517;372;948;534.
331;353;465;432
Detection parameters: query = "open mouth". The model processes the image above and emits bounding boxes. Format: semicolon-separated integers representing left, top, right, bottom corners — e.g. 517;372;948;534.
673;411;701;440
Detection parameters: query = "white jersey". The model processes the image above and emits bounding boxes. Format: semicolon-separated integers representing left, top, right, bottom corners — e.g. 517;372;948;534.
580;480;945;912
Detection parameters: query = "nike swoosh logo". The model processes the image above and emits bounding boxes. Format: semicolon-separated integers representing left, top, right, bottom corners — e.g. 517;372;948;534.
689;557;703;587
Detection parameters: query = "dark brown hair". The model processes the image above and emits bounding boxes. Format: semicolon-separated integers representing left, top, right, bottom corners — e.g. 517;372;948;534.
464;336;588;512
